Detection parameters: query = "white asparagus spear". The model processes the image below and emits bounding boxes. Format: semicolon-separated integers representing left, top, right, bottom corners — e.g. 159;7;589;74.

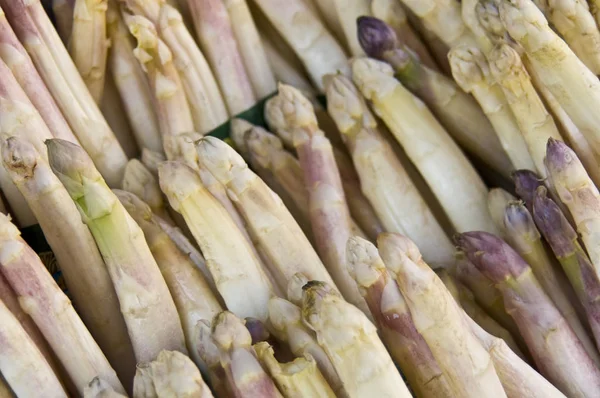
332;0;370;56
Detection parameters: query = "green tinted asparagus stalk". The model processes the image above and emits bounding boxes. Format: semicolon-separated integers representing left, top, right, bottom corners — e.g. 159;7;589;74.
46;139;187;364
347;236;454;397
122;159;173;222
379;233;507;397
457;231;600;397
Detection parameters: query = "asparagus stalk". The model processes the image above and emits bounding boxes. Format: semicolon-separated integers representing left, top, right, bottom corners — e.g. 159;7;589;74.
0;299;67;398
0;212;125;394
141;148;166;177
488;44;563;177
498;0;600;163
134;350;214;397
324;73;454;266
379;233;507;397
159;161;274;321
512;169;543;210
106;4;162;152
69;0;109;103
265;84;370;315
187;0;256;114
267;296;344;395
211;311;283;397
193;320;229;396
252;0;349;92
465;315;567;398
301;281;412;397
53;0;74;42
0;7;78;144
115;190;223;367
448;45;535;171
2;137;137;385
462;0;495;52
457;231;600;397
222;0;277;99
309;0;346;46
347;236;454;397
352;57;498;234
46;139;187;364
84;378;127;398
370;0;438;70
122;159;172;222
196;136;335;293
1;0;128;187
488;188;516;237
331;0;370;56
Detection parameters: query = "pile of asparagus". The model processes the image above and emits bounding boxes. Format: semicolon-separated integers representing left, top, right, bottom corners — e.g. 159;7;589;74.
3;0;600;396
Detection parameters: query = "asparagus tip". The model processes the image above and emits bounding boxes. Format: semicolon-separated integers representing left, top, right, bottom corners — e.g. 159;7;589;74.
230;118;255;155
45;138;100;187
244;317;270;344
265;84;318;134
512;169;543;205
1;136;39;177
350;57;396;100
346;236;385;290
113;189;153;222
504;200;539;241
531;186;577;256
544;138;577;178
212;311;252;350
245;126;283;169
356;16;398;59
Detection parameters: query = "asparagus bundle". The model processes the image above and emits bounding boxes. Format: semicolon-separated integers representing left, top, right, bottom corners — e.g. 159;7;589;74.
265;84;370;315
133;350;214;397
159;161;274;321
0;212;125;395
46;139;186;364
379;233;507;397
1;137;136;384
352;57;498;234
301;281;412;397
457;231;600;397
0;0;128;187
195;136;335;293
347;236;454;397
0;299;67;398
324;73;454;267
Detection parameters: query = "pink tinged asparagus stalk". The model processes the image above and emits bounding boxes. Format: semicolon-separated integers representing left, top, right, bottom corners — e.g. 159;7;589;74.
324;73;454;267
457;231;600;397
251;0;349;92
195;136;336;293
106;5;162;153
0;299;67;398
1;0;128;187
352;57;499;234
186;0;256;115
379;233;507;397
1;137;137;385
46;139;187;364
265;84;370;316
346;236;454;397
0;213;125;395
301;281;412;397
159;161;274;321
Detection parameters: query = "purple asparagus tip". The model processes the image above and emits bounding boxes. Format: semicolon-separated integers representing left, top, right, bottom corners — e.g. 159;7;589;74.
244;318;270;345
455;231;530;282
357;16;398;59
544;138;578;179
532;186;577;258
512;169;543;209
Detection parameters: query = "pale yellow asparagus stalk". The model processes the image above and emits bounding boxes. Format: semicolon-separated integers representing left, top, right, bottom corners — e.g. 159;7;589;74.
125;12;195;137
252;0;349;92
324;74;454;266
141;148;166;177
222;0;277;99
379;233;507;397
134;350;214;398
347;236;454;397
115;190;222;367
399;0;477;47
448;45;535;171
1;137;137;385
332;0;370;56
488;44;562;177
254;342;336;398
211;312;283;397
193;320;231;397
462;0;495;52
0;7;78;144
465;315;567;398
46;139;187;364
69;0;109;103
488;188;516;237
591;0;600;26
352;57;498;234
499;0;600;162
159;161;274;321
84;378;127;398
196;136;335;293
1;0;128;187
187;0;256;114
301;281;412;397
230;117;255;159
265;84;370;315
53;0;74;42
0;299;67;398
371;0;439;70
0;213;125;395
310;0;346;46
106;4;162;152
122;159;172;222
